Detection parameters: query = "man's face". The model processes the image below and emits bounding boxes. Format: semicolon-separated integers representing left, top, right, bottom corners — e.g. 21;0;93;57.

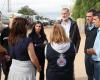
61;9;70;21
93;16;100;28
86;12;93;24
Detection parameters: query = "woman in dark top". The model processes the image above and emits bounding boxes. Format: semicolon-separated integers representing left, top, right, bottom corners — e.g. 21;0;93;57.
29;21;48;80
7;17;40;80
45;24;76;80
1;21;12;80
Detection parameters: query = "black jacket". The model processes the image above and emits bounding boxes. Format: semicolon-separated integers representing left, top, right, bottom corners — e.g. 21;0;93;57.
84;25;97;51
29;32;47;65
58;18;81;53
46;43;75;80
1;27;10;52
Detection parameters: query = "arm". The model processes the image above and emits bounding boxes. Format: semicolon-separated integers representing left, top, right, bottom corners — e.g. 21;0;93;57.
28;42;41;72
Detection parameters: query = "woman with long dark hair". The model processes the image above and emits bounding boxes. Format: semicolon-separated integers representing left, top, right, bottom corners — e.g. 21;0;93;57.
29;21;48;80
8;17;40;80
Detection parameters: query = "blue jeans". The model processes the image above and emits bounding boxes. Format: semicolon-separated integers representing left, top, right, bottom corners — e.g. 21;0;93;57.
85;54;94;80
94;61;100;80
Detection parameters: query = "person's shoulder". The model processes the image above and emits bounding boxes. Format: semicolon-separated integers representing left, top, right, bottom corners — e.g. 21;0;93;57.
28;31;33;37
3;27;9;30
21;37;32;46
2;27;9;33
1;27;9;36
69;18;77;26
28;30;36;38
69;18;76;22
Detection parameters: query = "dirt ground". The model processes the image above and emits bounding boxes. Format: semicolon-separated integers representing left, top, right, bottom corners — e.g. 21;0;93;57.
1;27;87;80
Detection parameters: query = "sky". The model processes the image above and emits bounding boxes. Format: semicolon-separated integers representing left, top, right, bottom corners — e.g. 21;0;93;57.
0;0;75;19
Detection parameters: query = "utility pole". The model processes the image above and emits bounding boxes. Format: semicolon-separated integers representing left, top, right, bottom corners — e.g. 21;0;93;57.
7;0;10;12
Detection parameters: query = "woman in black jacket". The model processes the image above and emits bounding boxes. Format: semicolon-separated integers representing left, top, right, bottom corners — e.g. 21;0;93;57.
29;21;48;80
45;23;75;80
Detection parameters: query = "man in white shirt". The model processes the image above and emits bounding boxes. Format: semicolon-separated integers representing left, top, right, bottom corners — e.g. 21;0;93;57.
86;10;100;80
58;8;81;53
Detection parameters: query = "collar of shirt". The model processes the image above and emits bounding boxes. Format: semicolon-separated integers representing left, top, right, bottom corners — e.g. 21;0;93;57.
61;19;71;25
88;24;94;30
98;28;100;31
96;28;100;33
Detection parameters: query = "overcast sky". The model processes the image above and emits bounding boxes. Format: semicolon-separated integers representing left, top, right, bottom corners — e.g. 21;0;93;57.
0;0;75;19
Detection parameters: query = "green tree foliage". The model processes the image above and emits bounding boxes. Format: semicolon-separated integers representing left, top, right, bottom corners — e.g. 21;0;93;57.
72;0;100;20
72;5;80;19
94;2;100;10
18;5;37;15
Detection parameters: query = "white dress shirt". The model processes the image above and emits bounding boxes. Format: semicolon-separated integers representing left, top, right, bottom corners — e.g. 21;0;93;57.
92;28;100;61
61;20;71;38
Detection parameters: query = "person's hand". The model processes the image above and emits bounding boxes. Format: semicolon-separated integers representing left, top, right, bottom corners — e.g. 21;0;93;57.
86;48;96;54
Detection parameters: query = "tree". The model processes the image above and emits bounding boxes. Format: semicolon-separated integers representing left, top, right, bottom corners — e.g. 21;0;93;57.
94;2;100;10
18;5;37;15
72;5;80;19
72;0;100;20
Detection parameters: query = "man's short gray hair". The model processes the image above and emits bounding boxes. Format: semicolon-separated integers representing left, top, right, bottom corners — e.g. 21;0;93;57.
61;8;70;12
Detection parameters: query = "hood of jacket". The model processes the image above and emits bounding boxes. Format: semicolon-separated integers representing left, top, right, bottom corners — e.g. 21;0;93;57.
51;42;70;53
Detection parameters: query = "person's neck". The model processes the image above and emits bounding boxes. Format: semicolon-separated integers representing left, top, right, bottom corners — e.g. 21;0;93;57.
36;32;41;37
62;19;69;23
88;22;93;25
